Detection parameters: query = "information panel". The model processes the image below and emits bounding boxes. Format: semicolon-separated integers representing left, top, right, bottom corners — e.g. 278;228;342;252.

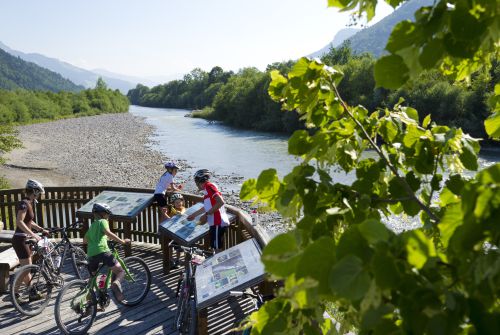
195;238;264;310
158;202;208;245
76;191;153;219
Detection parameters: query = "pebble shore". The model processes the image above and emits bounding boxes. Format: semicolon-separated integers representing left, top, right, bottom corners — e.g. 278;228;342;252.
2;113;285;234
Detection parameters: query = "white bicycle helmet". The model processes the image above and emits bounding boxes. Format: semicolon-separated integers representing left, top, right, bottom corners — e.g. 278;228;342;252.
26;179;45;194
164;162;179;170
194;169;210;183
170;193;184;202
92;203;112;215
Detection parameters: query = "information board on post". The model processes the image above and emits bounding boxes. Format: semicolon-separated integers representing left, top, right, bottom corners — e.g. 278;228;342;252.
158;202;208;245
195;238;265;310
76;190;153;219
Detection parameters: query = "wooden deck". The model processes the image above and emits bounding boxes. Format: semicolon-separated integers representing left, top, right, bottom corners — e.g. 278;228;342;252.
0;243;254;335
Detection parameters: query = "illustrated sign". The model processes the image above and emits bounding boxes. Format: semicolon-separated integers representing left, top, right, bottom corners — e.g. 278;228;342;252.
159;202;208;245
195;238;264;309
76;191;153;218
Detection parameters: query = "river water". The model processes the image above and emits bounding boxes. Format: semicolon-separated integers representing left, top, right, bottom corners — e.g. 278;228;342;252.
130;105;500;194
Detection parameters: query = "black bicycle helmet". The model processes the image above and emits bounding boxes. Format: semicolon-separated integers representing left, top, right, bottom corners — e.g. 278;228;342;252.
26;179;45;194
170;193;184;202
194;169;210;183
92;202;112;215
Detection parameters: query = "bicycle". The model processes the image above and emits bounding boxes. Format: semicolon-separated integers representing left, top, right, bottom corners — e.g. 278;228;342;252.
170;241;213;335
54;240;151;335
10;221;89;316
229;289;274;335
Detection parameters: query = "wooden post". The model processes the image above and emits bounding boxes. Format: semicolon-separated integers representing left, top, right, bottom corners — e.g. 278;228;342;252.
198;308;209;335
124;219;132;257
160;235;171;274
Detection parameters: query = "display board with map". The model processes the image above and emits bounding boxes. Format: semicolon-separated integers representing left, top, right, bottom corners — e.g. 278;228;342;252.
159;203;237;246
195;238;264;310
159;202;208;245
76;191;154;219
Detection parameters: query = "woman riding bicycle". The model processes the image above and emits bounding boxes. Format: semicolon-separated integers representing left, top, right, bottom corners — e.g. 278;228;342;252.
83;203;130;302
11;179;49;301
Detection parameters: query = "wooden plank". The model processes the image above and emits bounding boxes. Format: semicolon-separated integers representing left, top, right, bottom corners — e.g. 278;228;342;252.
6;192;15;230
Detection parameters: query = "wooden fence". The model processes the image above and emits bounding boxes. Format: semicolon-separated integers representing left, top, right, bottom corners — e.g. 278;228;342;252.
0;186;271;248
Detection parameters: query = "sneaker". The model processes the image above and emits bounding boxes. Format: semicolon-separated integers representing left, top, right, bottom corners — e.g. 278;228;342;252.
29;290;46;302
14;292;29;304
111;282;124;302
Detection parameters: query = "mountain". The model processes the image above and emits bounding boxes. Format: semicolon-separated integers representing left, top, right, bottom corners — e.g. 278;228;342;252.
309;0;434;58
0;47;83;92
308;28;361;58
349;0;434;57
0;41;136;93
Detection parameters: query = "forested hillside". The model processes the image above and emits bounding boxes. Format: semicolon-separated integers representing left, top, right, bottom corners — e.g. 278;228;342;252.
0;78;129;124
127;47;497;139
0;48;83;92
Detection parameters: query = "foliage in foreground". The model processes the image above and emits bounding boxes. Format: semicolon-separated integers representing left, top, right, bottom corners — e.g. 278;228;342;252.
240;0;500;334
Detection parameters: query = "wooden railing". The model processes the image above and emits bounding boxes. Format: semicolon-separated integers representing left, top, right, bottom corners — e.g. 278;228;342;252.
0;186;272;250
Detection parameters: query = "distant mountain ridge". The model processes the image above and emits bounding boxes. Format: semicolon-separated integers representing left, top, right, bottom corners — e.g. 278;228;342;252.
0;41;137;93
0;47;83;92
308;28;361;58
309;0;434;58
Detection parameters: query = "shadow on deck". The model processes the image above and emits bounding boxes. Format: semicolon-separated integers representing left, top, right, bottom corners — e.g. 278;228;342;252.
0;243;252;335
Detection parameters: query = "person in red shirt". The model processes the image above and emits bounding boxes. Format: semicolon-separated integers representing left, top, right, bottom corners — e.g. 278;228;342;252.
187;169;229;252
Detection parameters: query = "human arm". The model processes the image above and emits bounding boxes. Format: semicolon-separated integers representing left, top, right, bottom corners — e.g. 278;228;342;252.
30;221;49;236
103;228;130;245
187;207;206;221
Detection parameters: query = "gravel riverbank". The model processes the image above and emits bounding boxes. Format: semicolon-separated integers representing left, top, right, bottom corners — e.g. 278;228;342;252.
0;113;285;234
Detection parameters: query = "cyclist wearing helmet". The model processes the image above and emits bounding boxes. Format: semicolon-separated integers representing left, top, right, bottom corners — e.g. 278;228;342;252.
154;162;182;221
83;202;130;302
167;193;186;217
11;179;49;301
187;169;230;252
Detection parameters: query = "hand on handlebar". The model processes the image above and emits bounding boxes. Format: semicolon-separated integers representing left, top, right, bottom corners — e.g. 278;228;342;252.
123;239;131;245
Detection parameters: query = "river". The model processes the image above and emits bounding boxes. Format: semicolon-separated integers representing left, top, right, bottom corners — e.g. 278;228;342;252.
130;105;500;194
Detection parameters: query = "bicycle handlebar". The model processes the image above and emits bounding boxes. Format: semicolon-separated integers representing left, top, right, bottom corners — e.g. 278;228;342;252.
168;240;213;257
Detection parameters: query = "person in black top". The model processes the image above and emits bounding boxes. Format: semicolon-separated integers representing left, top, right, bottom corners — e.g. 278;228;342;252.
11;179;48;300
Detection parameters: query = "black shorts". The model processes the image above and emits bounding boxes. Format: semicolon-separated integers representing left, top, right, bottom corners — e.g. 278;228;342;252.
88;252;117;274
209;226;227;250
154;193;167;207
12;235;31;259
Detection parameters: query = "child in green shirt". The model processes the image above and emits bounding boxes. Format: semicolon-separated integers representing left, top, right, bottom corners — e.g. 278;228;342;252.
83;203;130;302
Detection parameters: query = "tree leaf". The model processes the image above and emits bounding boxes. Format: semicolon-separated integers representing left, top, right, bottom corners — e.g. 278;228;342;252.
329;255;371;301
484;112;500;139
297;237;336;296
374;55;410;89
405;230;437;269
262;232;301;277
438;203;463;248
358;219;391;245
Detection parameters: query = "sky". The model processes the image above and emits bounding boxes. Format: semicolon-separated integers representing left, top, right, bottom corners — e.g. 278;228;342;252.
0;0;394;79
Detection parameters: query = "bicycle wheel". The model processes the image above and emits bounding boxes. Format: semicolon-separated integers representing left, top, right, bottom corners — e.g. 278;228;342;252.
70;246;90;280
181;299;197;335
55;279;97;335
116;256;151;306
174;277;188;331
10;264;52;316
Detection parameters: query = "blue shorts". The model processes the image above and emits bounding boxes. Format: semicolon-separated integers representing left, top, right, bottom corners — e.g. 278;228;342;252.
209;226;227;250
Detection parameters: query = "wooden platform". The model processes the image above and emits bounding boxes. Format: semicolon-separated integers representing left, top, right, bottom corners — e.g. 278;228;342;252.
0;243;255;335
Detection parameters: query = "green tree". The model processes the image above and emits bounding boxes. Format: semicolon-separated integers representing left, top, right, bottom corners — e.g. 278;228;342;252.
240;0;500;334
95;77;108;90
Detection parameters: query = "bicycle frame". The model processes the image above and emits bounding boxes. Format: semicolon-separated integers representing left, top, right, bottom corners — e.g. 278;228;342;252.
71;243;135;312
